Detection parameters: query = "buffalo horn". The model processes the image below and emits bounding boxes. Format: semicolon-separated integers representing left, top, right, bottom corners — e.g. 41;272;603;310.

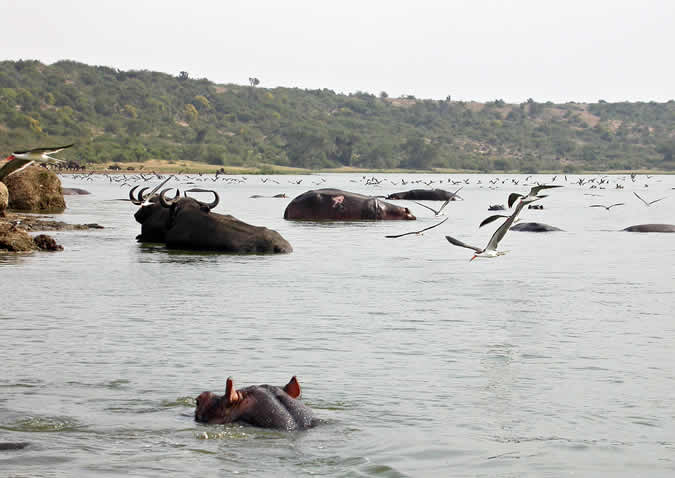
185;189;220;210
129;185;142;205
137;187;150;202
159;188;181;208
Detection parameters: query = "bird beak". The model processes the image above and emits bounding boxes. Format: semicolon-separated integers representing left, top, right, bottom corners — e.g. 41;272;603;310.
470;255;477;262
4;155;14;161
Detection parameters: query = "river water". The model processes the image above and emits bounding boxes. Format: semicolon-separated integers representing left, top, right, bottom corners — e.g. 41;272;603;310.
1;173;674;477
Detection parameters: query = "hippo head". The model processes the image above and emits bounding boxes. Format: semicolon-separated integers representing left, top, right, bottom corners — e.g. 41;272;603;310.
195;376;312;430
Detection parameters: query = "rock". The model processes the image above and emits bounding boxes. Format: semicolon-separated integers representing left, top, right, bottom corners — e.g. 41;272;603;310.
0;182;8;216
3;166;66;212
33;234;64;251
0;222;36;252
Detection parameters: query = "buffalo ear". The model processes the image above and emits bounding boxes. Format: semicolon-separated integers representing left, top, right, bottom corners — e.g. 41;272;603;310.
283;376;301;399
225;377;238;403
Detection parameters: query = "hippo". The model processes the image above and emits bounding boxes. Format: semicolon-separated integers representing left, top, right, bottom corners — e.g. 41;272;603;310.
195;376;314;430
284;189;415;221
386;188;462;201
62;188;91;195
0;442;29;451
622;224;675;233
511;222;562;232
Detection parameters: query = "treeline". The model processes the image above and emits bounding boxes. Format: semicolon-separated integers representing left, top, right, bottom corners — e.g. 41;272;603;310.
1;59;673;172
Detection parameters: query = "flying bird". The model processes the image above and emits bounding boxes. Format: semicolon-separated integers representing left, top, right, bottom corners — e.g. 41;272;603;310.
507;184;562;208
589;203;624;211
412;199;451;217
633;192;665;207
445;197;537;260
0;144;73;180
385;218;448;239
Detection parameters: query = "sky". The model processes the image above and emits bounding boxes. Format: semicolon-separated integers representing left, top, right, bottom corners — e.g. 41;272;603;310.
2;0;673;103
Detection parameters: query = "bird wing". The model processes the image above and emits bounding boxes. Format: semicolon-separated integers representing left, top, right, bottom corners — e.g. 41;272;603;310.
412;201;438;215
648;197;665;205
445;235;483;253
507;192;523;208
437;198;451;214
609;203;625;209
13;144;74;155
530;184;563;196
589;205;605;208
451;186;464;200
141;175;174;204
633;192;649;206
479;214;509;228
485;198;534;251
386;218;448;238
0;158;33;181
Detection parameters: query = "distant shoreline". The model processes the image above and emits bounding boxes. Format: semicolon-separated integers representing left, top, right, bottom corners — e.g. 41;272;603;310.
57;160;674;176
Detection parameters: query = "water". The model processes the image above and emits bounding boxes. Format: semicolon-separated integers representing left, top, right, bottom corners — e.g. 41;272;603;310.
1;173;674;477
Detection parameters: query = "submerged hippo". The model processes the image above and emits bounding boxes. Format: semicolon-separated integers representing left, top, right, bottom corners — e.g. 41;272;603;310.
386;189;462;201
284;189;415;221
511;222;562;232
195;376;314;430
622;224;675;233
62;188;91;195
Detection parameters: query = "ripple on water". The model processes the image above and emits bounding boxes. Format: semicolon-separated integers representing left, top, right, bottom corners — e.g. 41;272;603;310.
1;415;84;433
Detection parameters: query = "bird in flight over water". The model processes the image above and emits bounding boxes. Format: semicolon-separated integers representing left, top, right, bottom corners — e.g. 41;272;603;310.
1;144;74;180
445;197;539;260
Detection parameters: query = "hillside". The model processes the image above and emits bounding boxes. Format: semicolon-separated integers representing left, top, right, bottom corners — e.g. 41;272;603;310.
1;59;673;172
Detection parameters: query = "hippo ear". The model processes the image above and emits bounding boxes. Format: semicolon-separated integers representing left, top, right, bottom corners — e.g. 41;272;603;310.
283;376;301;399
225;377;238;403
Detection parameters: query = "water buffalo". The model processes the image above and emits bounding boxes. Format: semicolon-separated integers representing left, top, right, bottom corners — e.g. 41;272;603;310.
386;188;462;201
510;222;562;232
195;376;314;430
132;188;292;253
284;189;415;221
622;224;675;233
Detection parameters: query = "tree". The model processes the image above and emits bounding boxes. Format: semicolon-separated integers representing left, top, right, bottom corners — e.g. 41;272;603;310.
249;77;260;87
178;71;189;81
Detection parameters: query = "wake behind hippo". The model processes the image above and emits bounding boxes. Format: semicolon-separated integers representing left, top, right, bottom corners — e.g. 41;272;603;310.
284;189;415;221
195;376;314;430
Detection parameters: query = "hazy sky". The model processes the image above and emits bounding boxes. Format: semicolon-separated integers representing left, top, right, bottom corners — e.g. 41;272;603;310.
3;0;673;103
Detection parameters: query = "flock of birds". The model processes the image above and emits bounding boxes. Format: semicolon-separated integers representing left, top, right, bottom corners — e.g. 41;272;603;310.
3;145;671;262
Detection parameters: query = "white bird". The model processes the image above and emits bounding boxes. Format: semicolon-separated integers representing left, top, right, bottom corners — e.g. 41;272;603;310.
1;144;73;180
445;197;538;261
507;184;562;208
412;198;451;217
633;192;665;207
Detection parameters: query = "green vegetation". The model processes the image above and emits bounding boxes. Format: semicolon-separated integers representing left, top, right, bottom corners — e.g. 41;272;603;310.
1;59;674;172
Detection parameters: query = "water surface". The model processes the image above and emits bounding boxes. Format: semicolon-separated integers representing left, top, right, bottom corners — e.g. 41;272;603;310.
1;173;674;477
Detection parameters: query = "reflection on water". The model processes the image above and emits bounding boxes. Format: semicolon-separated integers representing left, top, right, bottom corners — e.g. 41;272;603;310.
1;173;674;476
